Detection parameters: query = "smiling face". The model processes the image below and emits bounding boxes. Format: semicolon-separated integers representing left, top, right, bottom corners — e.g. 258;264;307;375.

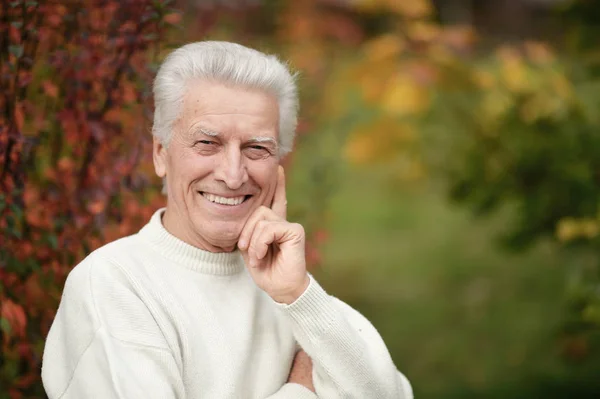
153;79;280;252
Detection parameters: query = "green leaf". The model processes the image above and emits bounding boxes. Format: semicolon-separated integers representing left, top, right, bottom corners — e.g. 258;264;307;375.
48;234;58;249
10;227;22;239
9;203;24;222
11;21;23;29
0;317;11;335
8;45;24;58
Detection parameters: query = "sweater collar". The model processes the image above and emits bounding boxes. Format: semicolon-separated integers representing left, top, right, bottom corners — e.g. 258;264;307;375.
138;208;245;275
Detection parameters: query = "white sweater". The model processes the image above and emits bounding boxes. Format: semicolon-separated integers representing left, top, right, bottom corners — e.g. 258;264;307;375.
42;209;413;399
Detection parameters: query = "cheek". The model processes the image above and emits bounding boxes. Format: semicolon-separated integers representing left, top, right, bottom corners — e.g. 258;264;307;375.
170;153;211;182
249;163;278;201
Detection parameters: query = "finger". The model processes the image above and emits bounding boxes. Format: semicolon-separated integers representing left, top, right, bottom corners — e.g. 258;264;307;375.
250;221;303;261
238;206;279;250
270;165;287;220
248;220;268;264
250;221;285;261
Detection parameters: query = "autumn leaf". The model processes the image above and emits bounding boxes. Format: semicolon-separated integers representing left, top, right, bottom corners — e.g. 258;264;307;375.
380;72;430;116
556;217;599;242
87;199;106;215
164;12;182;25
440;26;477;52
1;299;27;339
344;131;377;164
363;34;405;63
389;0;434;18
24;274;47;310
524;41;555;64
57;157;75;172
122;82;137;103
14;102;25;131
42;80;59;98
496;46;531;93
407;21;440;43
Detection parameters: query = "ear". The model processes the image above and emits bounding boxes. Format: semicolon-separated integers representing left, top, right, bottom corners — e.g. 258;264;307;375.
153;137;167;178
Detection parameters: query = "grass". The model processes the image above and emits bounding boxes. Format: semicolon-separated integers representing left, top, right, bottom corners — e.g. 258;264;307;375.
304;162;594;397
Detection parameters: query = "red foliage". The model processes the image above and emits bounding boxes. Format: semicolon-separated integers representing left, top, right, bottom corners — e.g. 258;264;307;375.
0;1;341;394
0;0;174;395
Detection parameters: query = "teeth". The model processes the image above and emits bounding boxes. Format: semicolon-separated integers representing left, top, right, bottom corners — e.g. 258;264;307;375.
202;193;245;206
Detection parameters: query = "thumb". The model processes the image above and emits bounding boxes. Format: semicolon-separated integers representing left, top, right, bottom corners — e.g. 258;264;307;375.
270;166;287;220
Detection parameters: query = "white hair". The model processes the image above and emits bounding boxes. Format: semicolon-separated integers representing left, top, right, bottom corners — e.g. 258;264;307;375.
152;41;299;156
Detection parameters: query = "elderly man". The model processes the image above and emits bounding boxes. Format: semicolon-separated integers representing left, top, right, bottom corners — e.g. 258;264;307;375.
41;41;413;398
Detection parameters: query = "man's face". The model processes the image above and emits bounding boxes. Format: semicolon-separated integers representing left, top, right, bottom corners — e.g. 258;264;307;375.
153;79;280;252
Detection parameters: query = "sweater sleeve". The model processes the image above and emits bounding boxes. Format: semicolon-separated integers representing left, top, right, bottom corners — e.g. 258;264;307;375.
42;256;185;399
275;275;413;399
265;383;318;398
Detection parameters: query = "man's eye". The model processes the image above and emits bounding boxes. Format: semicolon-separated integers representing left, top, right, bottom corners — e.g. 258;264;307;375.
245;145;273;159
196;140;215;145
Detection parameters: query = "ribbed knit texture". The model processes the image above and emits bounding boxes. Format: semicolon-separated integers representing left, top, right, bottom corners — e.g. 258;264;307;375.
42;208;412;399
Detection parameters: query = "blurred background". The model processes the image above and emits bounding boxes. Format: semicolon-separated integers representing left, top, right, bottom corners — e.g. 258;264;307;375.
2;0;600;397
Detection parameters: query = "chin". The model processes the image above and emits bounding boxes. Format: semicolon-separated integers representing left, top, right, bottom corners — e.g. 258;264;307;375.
202;224;243;250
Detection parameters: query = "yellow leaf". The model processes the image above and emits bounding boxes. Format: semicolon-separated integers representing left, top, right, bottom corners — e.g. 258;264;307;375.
496;46;531;93
407;21;439;42
353;58;397;104
393;123;416;142
354;0;381;12
389;0;434;18
581;219;599;239
556;218;579;242
521;91;568;123
556;217;599;242
381;72;430;116
428;43;455;65
363;34;405;63
344;132;377;164
473;70;496;89
480;91;513;124
344;116;418;165
550;73;573;101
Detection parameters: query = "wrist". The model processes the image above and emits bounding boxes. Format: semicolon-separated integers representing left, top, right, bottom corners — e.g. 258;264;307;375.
271;274;310;305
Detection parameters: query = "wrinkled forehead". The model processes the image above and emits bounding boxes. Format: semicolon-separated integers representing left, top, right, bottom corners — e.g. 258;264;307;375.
175;80;280;142
180;80;278;115
181;78;278;111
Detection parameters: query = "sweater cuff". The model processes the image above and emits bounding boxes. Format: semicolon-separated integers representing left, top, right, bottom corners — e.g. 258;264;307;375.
268;383;318;398
275;274;338;341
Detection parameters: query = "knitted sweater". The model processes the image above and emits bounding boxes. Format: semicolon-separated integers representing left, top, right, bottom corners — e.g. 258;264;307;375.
42;209;413;398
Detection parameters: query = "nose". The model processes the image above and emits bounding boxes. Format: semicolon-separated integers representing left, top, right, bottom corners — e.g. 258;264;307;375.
215;146;248;190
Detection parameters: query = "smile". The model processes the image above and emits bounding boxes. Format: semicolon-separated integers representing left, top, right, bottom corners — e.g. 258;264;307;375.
200;192;250;206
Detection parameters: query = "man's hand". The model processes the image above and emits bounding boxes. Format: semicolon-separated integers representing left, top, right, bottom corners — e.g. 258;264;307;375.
238;166;310;304
287;349;315;393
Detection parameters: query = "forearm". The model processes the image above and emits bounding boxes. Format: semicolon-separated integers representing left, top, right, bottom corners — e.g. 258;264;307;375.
276;275;412;399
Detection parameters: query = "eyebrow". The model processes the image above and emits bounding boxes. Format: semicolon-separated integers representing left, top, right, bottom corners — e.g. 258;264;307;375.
197;127;219;137
248;136;278;147
193;127;278;148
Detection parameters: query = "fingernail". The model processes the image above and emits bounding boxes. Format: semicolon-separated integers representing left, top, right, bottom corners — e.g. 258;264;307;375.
238;239;246;249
